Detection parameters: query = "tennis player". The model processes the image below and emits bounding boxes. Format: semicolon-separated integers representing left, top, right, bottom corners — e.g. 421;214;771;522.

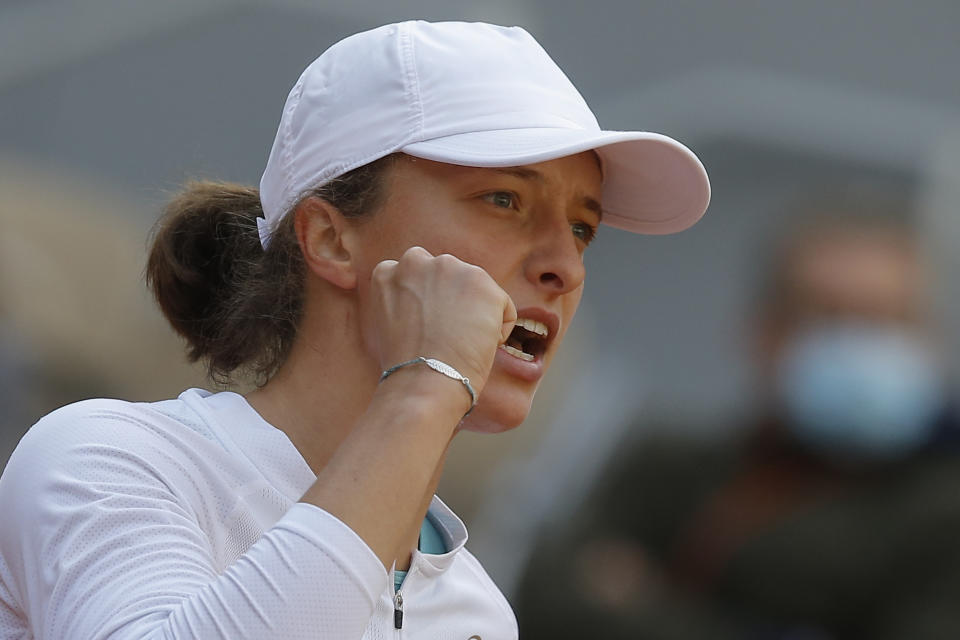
0;20;709;639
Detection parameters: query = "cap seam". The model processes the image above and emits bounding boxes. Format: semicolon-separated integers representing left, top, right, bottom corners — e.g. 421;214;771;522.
405;134;615;157
280;75;305;198
269;73;308;230
398;22;424;141
285;142;412;212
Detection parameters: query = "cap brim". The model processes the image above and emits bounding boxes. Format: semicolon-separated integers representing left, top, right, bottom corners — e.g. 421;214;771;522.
402;128;710;235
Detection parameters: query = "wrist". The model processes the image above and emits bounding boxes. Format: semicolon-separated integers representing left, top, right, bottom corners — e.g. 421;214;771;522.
376;364;474;422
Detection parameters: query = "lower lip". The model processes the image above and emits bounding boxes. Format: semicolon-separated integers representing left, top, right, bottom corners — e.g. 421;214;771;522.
494;346;545;383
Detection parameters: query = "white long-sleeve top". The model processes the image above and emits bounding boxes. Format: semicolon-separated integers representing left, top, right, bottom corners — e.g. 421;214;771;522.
0;389;517;639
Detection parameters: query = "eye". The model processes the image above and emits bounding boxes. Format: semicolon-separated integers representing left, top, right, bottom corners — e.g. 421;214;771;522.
482;191;518;209
572;221;598;245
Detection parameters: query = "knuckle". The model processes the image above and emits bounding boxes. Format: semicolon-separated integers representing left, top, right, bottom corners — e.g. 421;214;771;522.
435;253;461;269
465;263;493;287
399;246;432;272
404;245;430;260
371;260;396;282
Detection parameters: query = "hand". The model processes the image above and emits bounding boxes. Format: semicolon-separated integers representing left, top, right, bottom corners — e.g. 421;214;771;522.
370;246;516;398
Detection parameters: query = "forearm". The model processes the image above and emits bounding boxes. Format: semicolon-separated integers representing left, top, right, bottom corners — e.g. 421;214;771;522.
300;367;467;568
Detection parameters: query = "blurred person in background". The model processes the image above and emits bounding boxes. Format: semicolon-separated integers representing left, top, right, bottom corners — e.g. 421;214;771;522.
516;204;960;639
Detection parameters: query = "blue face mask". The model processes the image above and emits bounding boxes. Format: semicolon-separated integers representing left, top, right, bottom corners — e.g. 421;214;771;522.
776;324;944;461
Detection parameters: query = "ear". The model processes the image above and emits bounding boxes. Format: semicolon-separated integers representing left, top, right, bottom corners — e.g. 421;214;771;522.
294;196;358;290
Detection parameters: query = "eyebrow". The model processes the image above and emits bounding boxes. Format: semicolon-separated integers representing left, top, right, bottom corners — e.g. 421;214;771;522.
493;167;603;220
494;167;542;182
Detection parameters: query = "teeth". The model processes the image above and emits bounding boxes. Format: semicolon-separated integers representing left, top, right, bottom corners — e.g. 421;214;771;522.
516;317;548;337
500;344;535;361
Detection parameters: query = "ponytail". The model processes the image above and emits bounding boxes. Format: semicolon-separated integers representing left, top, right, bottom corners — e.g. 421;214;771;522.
146;182;303;383
146;153;398;384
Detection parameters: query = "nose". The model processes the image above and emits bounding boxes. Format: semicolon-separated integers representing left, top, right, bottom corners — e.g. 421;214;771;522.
524;219;586;295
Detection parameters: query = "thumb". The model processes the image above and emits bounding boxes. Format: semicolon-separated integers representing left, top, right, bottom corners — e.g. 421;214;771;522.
500;294;517;344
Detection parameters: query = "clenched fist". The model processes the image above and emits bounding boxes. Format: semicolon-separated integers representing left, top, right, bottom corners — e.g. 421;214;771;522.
370;246;517;399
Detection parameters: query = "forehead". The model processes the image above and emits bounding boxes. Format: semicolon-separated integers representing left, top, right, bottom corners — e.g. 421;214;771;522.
394;151;603;193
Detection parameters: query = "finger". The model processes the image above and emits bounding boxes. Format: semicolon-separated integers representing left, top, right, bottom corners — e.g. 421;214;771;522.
403;245;433;259
374;258;398;269
500;294;517;344
371;258;398;282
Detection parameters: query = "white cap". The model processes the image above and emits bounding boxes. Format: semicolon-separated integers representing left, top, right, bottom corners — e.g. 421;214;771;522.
258;20;711;247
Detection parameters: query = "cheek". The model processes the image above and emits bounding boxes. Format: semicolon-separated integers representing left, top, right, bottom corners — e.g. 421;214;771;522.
546;285;584;359
359;216;462;266
352;274;381;361
562;285;585;329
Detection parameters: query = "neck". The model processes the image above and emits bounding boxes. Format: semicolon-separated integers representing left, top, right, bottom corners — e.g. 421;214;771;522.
245;282;450;568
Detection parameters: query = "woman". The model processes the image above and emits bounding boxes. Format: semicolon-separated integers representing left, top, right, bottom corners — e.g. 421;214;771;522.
0;20;709;639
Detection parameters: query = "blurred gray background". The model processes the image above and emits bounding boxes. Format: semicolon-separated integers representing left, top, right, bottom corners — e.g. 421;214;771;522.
2;0;960;593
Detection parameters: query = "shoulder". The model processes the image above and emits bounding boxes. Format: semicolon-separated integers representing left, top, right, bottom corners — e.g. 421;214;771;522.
6;393;210;468
7;396;159;467
0;392;231;520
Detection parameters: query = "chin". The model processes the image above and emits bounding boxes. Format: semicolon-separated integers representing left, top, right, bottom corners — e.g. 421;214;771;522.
458;377;537;434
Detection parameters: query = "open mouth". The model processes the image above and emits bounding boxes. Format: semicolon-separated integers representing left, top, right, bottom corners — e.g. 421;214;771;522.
500;317;550;362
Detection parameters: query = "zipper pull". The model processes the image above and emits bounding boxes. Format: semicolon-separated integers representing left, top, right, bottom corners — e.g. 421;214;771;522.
393;592;404;629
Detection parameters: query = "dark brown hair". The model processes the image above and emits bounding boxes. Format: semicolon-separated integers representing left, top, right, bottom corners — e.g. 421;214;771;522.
146;154;398;384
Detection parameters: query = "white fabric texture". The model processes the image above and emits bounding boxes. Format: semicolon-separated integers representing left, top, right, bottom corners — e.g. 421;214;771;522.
0;389;517;639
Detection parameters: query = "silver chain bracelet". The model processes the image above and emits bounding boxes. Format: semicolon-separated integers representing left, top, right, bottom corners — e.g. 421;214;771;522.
379;356;477;417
